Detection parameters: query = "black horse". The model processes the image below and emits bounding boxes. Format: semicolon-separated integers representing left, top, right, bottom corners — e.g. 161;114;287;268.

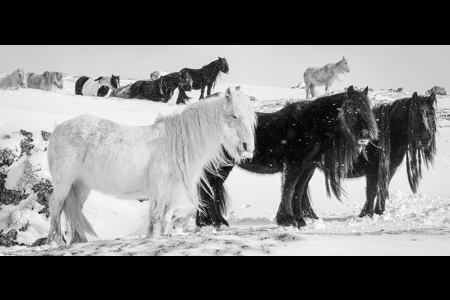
128;71;192;103
177;57;229;103
297;92;438;219
196;86;379;229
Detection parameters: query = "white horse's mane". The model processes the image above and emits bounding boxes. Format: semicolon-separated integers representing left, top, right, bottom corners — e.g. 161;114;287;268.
0;68;27;89
27;71;64;91
154;90;257;203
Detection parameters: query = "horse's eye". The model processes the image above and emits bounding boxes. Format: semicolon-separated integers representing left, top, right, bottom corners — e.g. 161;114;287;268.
231;115;237;119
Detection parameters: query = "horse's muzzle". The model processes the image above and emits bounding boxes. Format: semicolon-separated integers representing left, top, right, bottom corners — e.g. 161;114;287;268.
357;139;370;146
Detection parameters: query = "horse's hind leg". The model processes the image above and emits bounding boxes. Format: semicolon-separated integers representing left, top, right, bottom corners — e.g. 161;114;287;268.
310;83;316;97
46;182;72;246
359;172;378;218
206;84;213;97
294;168;319;220
69;180;92;244
374;167;397;215
199;85;206;100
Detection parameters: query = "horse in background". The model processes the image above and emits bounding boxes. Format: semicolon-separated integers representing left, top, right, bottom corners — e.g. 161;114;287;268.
303;57;350;98
27;71;64;91
46;86;257;245
178;57;229;102
75;74;120;97
150;70;168;81
127;71;192;104
196;86;379;229
298;92;438;219
0;68;27;89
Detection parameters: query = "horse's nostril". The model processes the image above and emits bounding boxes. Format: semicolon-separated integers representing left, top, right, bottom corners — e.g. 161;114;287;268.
243;142;248;151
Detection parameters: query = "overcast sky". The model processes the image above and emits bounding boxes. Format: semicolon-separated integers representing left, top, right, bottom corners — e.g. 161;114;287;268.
1;45;448;93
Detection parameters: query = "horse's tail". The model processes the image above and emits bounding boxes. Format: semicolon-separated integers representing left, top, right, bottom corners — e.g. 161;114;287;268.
62;184;97;242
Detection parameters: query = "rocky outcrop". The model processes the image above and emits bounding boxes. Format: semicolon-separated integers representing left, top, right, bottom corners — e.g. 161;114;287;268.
426;86;447;96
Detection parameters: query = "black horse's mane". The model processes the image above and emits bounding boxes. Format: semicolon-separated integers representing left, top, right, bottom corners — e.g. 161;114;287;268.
373;94;437;195
203;58;228;90
281;90;378;201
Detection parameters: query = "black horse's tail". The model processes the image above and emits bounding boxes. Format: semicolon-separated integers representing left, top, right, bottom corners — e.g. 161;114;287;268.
75;76;89;95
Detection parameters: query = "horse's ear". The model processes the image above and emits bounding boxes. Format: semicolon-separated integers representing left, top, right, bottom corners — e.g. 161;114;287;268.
346;85;355;95
363;86;369;95
428;92;436;105
225;87;233;103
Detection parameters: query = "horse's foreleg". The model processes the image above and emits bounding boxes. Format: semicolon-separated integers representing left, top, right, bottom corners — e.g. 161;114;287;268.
374;167;397;215
199;86;206;100
206;84;213;97
196;164;234;229
304;82;310;99
275;164;302;228
147;201;163;239
359;173;378;218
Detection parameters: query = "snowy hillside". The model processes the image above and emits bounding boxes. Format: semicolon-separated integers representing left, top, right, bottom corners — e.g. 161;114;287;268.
1;73;450;256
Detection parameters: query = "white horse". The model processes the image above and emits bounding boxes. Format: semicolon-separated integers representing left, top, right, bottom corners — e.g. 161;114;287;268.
46;86;257;245
303;57;350;98
0;68;27;89
27;71;64;91
150;70;168;81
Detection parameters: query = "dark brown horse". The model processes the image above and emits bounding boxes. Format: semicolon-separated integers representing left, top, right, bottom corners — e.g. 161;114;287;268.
298;92;438;219
196;86;379;229
177;57;229;103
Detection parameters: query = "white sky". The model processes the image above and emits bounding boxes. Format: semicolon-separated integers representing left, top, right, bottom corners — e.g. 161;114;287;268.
0;45;448;93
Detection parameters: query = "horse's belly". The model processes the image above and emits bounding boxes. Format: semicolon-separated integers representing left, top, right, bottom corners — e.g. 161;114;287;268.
81;81;100;96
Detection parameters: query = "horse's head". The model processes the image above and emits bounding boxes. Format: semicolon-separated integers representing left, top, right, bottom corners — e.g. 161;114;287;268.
17;68;27;88
221;86;257;160
218;57;229;74
341;56;350;73
53;72;64;89
409;92;437;150
338;85;378;148
179;71;192;91
111;74;120;89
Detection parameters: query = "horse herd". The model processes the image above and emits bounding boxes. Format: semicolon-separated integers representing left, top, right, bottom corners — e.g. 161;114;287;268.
0;56;439;246
0;57;230;106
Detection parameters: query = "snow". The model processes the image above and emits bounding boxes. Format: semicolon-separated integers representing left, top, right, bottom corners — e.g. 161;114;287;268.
1;73;450;256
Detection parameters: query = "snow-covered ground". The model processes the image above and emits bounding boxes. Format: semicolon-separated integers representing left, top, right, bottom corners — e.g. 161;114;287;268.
1;74;450;256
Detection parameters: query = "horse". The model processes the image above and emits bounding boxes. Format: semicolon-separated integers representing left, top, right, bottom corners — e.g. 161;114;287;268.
296;92;438;219
150;70;168;81
127;71;192;104
74;74;120;97
0;68;27;89
27;71;64;91
177;57;229;103
196;86;379;229
45;86;257;245
303;57;350;99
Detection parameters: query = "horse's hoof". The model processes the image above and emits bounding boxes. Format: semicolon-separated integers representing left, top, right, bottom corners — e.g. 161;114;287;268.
359;210;373;218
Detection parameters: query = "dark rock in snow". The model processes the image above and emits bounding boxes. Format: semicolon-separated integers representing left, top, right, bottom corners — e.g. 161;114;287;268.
426;86;447;96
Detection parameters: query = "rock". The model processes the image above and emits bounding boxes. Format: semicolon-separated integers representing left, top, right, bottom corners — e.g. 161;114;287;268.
426;86;447;95
249;96;257;101
0;229;19;247
31;179;53;218
19;130;34;157
41;131;51;141
31;237;47;247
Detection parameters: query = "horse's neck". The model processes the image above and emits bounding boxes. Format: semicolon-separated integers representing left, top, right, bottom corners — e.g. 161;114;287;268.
331;61;345;74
